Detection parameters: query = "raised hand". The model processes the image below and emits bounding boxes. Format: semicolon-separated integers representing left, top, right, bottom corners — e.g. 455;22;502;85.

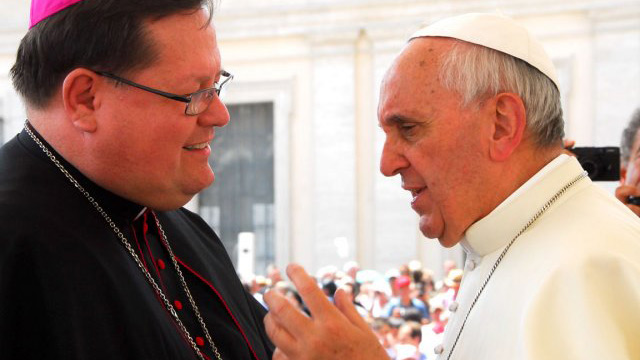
263;264;389;360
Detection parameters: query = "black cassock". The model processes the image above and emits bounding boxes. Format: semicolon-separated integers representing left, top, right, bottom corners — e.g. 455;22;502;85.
0;126;274;360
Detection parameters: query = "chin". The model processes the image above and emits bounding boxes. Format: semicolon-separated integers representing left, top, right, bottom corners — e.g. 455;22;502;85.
419;216;442;240
437;237;460;248
185;171;215;193
435;230;465;248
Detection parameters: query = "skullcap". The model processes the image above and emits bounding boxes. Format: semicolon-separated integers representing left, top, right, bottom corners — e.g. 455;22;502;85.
410;13;559;89
30;0;85;28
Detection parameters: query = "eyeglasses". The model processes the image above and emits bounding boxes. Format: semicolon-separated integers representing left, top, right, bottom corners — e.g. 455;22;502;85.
94;70;233;116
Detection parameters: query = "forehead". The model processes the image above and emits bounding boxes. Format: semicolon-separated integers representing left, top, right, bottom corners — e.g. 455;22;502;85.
377;38;455;124
142;10;219;78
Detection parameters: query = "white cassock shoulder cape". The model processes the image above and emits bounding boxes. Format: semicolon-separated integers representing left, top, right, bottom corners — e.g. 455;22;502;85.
437;154;640;360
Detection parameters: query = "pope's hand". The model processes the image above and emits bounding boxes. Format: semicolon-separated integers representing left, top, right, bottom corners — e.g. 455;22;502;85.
263;264;389;360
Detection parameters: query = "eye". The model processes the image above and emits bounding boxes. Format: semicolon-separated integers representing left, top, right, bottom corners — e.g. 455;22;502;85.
399;122;418;136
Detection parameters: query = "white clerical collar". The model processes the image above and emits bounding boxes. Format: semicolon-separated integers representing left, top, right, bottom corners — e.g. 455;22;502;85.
460;154;586;257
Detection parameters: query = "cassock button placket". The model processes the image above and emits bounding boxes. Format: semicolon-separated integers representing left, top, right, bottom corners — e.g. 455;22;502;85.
448;301;459;312
465;258;477;271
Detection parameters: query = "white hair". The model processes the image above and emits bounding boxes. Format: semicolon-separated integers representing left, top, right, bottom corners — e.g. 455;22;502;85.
439;40;564;147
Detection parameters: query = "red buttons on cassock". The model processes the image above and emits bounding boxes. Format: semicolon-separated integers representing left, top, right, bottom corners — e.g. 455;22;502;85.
157;259;166;270
143;222;149;233
174;300;183;310
195;337;205;346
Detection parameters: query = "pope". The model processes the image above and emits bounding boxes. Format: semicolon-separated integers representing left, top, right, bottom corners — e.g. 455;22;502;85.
264;13;640;360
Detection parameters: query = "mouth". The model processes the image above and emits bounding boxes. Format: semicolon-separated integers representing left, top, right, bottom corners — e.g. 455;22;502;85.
183;142;211;151
408;187;427;204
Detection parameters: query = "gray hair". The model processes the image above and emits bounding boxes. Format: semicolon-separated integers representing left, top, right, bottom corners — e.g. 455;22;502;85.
620;108;640;166
439;40;564;148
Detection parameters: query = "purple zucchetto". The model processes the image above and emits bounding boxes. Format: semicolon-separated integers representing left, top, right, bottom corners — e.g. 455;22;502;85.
30;0;85;28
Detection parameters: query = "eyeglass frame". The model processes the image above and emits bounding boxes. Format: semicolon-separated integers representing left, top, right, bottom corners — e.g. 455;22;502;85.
93;69;233;116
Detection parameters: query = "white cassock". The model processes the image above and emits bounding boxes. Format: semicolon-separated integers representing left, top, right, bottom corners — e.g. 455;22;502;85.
435;154;640;360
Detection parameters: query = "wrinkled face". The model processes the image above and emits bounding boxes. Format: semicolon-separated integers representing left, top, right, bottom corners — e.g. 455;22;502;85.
378;38;488;247
91;9;229;210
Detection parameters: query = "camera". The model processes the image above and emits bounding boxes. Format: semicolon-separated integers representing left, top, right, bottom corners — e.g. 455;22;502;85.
571;147;620;181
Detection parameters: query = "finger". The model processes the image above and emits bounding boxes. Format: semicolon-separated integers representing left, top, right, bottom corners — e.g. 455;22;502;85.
272;348;290;360
333;287;371;332
615;185;635;202
264;312;298;356
286;263;339;320
264;289;312;337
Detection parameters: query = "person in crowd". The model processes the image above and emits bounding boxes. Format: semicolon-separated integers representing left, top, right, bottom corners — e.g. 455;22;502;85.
315;265;339;282
0;0;274;359
343;260;362;296
250;274;270;309
436;268;462;311
272;281;309;316
385;268;401;297
382;275;430;323
419;302;447;357
321;278;338;302
367;280;392;318
337;277;369;318
267;263;284;285
415;269;435;309
616;107;640;216
343;260;361;280
371;317;397;359
262;12;640;359
395;321;428;360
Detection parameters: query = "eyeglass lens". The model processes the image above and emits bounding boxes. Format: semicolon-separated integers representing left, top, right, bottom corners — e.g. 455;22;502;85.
185;72;233;115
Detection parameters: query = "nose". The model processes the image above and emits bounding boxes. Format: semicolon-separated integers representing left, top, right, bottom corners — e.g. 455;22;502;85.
380;137;409;177
197;96;230;127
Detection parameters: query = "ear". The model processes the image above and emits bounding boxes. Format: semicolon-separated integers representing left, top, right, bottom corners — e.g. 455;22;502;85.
488;93;526;162
62;68;101;133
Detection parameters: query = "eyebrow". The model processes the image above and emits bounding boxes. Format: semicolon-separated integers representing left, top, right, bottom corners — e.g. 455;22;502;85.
192;69;227;85
380;114;417;127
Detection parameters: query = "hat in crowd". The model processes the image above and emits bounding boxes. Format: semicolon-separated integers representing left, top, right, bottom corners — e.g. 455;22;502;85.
409;12;559;89
254;275;269;287
395;275;412;289
30;0;85;28
388;316;404;329
444;269;463;287
408;260;422;272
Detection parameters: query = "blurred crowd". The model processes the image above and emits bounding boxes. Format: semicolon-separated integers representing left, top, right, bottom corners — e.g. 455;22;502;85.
244;260;464;360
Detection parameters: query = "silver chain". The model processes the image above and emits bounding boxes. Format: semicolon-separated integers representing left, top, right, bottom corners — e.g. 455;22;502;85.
24;123;222;360
445;170;588;360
